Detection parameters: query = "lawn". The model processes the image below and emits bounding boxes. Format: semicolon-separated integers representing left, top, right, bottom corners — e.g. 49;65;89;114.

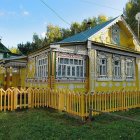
0;108;140;140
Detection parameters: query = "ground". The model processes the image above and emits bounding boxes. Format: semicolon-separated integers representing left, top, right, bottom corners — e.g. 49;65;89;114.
0;108;140;140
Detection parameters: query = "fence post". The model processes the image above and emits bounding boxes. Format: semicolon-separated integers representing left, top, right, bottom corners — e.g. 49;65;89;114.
27;88;32;108
13;88;18;110
81;93;85;121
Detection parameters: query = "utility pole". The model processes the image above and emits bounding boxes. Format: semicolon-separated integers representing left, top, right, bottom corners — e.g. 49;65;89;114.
135;13;140;39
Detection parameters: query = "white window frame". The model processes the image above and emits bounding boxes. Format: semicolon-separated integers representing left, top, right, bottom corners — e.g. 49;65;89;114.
36;57;48;78
99;58;107;77
126;58;135;80
113;56;122;80
97;53;108;79
57;57;85;79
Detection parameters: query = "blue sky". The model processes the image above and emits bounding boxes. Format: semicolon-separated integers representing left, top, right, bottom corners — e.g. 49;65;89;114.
0;0;128;48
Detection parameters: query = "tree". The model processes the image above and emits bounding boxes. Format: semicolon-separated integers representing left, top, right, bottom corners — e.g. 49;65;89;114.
46;24;62;43
123;0;140;38
70;22;81;35
17;15;109;55
10;47;20;54
97;15;108;24
18;42;32;55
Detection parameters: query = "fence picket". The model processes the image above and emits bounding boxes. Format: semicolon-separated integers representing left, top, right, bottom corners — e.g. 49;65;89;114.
0;88;140;120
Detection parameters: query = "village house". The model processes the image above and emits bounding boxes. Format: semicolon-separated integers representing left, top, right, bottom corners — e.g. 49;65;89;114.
0;15;140;92
0;42;27;89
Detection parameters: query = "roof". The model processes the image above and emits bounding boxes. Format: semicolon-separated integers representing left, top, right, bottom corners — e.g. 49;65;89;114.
0;42;11;53
58;16;118;44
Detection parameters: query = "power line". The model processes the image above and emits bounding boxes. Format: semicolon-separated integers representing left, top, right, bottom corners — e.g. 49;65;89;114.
39;0;89;39
79;0;122;12
39;0;71;26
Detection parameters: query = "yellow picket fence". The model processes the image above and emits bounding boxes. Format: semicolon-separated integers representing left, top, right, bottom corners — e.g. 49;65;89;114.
0;88;140;120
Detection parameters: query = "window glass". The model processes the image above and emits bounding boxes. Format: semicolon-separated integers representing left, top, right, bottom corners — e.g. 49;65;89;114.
74;59;78;65
99;58;107;76
70;59;73;64
58;65;61;76
62;65;66;76
60;58;63;64
64;58;69;64
72;66;75;76
79;60;82;65
67;66;71;76
77;66;80;77
80;66;83;77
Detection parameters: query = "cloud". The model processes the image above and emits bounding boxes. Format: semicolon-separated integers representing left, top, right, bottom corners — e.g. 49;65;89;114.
41;32;46;38
22;11;29;16
19;5;30;16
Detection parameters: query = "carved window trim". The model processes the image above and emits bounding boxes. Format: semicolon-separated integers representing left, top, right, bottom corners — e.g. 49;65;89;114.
36;54;48;78
125;57;135;81
111;24;120;45
97;51;110;81
112;55;122;81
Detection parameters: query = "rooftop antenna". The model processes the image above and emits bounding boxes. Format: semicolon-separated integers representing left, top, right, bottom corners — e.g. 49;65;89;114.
135;13;140;38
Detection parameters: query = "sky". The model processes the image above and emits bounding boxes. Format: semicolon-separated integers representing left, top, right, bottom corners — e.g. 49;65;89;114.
0;0;128;48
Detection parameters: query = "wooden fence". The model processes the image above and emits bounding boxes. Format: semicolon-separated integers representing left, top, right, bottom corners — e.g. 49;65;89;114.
0;88;140;120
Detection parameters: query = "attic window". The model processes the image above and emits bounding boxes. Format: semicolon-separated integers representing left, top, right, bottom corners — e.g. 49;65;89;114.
112;24;120;45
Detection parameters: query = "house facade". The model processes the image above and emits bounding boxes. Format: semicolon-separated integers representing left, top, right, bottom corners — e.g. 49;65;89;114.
1;15;140;92
0;42;27;89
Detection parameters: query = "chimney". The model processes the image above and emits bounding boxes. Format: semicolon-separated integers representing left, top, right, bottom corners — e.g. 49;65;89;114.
87;21;92;29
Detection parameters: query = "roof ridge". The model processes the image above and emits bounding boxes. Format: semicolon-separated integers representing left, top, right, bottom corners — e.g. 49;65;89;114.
0;42;11;53
58;16;119;44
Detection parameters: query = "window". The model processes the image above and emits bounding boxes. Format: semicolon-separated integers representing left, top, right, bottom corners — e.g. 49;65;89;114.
36;57;48;78
57;57;85;78
113;59;121;79
0;53;3;59
99;58;107;77
126;59;134;79
114;60;121;77
112;24;120;45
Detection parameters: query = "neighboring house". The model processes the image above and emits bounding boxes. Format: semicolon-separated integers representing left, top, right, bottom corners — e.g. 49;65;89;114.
1;15;140;92
0;42;27;89
0;42;12;59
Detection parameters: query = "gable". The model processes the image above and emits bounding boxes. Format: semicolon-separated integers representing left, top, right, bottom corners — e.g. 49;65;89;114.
89;19;140;51
57;15;140;52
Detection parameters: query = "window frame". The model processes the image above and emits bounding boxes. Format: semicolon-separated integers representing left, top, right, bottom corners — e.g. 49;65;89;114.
113;55;122;80
126;58;135;80
57;57;85;79
97;52;108;79
36;57;48;78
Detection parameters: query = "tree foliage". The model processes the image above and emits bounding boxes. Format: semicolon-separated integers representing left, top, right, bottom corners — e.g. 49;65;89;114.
18;15;108;55
123;0;140;38
10;47;20;54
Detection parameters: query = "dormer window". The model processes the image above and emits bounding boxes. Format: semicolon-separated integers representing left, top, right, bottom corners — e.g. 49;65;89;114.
112;24;120;45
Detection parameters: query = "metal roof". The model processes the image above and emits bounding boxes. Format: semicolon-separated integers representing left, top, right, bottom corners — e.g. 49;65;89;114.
58;17;118;44
0;42;11;53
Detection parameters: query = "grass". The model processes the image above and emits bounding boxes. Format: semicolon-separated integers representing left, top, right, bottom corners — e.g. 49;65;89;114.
0;108;140;140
